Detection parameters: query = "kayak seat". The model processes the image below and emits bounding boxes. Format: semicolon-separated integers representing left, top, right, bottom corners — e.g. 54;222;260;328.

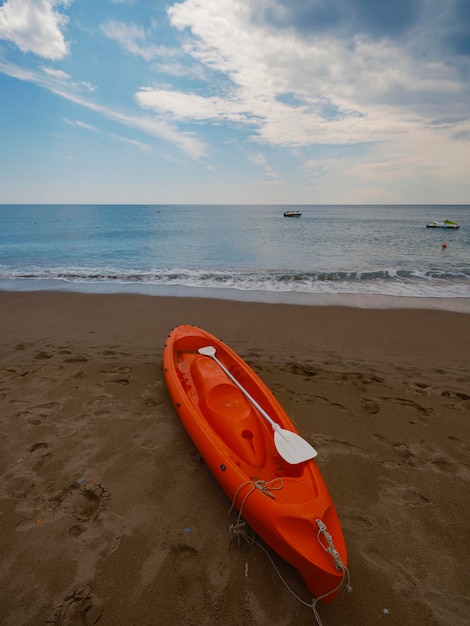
191;356;267;467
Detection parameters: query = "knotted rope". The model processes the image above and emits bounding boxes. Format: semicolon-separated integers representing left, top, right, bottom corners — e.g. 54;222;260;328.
228;478;284;542
308;519;353;623
227;479;352;626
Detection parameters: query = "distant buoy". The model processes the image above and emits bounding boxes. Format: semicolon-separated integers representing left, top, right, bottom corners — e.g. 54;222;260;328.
442;242;447;249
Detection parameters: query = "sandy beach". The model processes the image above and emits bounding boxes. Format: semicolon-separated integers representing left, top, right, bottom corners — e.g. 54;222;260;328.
1;290;469;626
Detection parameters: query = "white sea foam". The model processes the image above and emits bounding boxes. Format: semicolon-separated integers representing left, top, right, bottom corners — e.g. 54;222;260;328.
0;265;469;299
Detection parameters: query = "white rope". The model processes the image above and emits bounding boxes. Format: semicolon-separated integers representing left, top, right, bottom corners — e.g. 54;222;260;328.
315;519;353;598
227;480;352;626
228;478;284;540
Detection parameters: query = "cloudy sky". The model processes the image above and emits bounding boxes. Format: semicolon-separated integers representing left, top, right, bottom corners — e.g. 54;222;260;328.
0;0;469;204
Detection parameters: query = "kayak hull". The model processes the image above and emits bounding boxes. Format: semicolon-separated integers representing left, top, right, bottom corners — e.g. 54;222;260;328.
163;324;347;602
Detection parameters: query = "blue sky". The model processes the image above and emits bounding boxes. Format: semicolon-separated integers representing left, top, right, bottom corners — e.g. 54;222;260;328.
0;0;469;204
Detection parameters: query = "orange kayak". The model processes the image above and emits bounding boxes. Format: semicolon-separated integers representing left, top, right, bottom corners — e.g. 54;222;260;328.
163;324;348;603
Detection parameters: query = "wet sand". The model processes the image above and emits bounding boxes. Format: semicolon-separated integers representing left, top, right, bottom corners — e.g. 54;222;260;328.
1;291;469;625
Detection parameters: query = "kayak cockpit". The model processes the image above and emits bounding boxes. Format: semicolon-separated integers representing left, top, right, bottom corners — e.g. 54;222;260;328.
187;354;268;467
175;349;310;479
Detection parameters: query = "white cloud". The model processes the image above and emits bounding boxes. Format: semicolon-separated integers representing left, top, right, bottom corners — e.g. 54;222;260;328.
152;59;209;81
136;87;251;123
299;125;470;202
350;131;470;184
108;133;153;152
107;109;207;159
0;0;71;60
247;152;277;178
41;65;69;80
163;0;470;162
39;64;95;92
0;57;208;160
100;19;211;82
65;116;153;153
64;117;97;131
101;20;174;62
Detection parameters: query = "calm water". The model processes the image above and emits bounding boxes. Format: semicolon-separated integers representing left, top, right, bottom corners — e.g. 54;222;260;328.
1;204;469;304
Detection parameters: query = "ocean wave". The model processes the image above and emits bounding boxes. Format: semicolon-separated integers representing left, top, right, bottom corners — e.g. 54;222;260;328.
1;266;469;298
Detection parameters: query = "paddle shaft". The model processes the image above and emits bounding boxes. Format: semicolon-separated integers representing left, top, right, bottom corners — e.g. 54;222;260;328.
209;353;278;430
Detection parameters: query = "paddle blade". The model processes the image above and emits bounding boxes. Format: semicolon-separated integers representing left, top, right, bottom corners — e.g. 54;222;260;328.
274;428;318;464
198;346;216;357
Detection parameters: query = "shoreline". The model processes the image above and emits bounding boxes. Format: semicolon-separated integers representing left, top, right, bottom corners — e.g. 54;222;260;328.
1;290;469;625
2;290;470;358
1;281;470;312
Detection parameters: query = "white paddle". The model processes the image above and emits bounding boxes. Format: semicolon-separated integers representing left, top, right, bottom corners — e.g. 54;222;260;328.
198;346;317;464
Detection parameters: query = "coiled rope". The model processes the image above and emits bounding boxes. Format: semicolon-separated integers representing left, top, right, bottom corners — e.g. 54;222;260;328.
228;479;352;626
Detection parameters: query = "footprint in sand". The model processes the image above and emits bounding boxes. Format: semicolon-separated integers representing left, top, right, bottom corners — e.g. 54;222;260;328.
85;395;113;417
440;389;470;411
51;481;108;522
69;487;102;522
62;354;88;363
283;362;318;378
448;435;470;456
370;433;404;469
17;400;62;425
314;434;374;459
392;442;470;480
136;545;172;593
50;481;122;557
100;365;132;386
377;478;431;525
106;377;131;386
168;543;202;604
404;381;435;396
339;508;380;534
138;391;164;408
360;545;418;596
441;390;470;401
361;398;380;414
34;350;53;360
2;471;37;499
130;429;160;451
44;584;103;625
337;371;387;391
382;396;432;419
29;442;51;471
98;349;130;359
295;392;348;412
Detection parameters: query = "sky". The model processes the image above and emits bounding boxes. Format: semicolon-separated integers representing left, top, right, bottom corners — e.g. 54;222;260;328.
0;0;469;205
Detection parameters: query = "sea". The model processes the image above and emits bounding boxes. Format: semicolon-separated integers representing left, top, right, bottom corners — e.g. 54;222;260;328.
1;204;469;310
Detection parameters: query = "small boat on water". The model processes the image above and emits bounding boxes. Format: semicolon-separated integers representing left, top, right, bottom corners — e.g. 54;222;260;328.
163;324;349;604
283;210;302;217
426;220;459;229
